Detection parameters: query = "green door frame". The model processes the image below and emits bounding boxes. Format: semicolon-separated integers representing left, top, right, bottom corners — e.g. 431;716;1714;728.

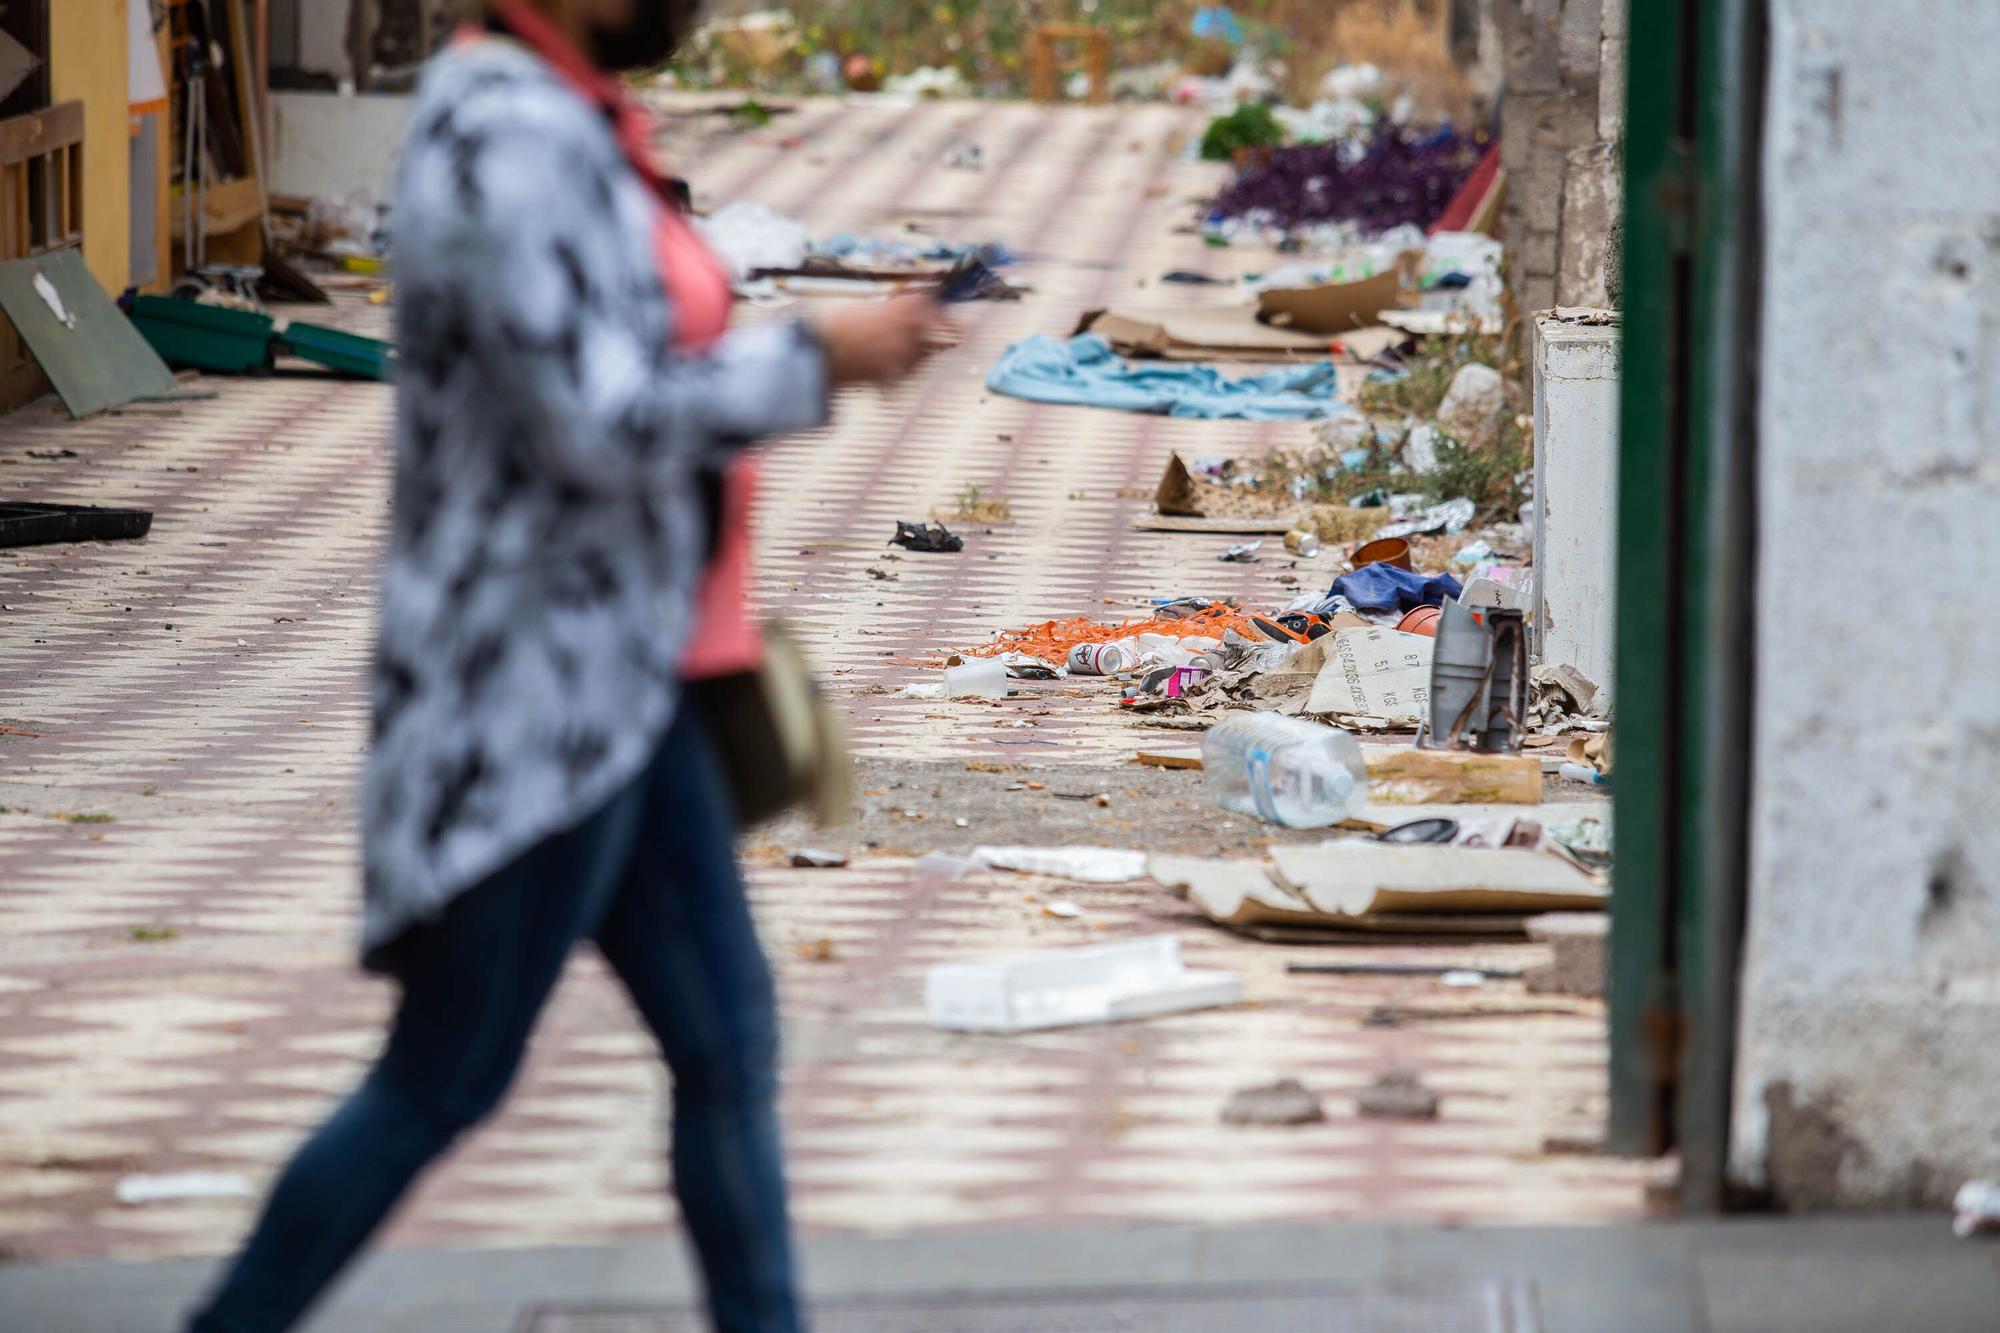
1607;0;1765;1210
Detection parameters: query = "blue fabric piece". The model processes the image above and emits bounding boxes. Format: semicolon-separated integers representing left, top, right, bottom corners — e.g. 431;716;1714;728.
1191;6;1246;43
1329;563;1464;614
190;712;801;1333
987;333;1346;421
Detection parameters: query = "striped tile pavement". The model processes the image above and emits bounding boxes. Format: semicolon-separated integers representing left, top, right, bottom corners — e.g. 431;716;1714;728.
0;96;1647;1264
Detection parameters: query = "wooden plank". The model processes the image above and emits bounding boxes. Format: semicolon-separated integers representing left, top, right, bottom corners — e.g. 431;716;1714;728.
0;102;85;169
1134;748;1204;770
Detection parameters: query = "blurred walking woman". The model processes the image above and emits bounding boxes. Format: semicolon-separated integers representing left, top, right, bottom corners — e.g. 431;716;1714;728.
189;2;941;1329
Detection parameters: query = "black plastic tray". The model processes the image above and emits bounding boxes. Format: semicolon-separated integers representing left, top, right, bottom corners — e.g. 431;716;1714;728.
0;503;154;548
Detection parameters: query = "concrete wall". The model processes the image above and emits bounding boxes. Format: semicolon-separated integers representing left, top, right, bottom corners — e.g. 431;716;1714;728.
1729;0;2000;1208
269;91;414;205
1493;0;1625;313
1530;314;1619;689
50;0;132;294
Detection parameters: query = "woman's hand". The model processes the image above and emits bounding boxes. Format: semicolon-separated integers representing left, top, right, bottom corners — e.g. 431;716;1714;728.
815;295;954;387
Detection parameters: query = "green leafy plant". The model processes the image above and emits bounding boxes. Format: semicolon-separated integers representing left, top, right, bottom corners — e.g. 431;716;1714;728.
1199;102;1286;161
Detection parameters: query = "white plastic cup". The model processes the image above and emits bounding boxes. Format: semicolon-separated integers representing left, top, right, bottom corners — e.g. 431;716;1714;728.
944;659;1008;698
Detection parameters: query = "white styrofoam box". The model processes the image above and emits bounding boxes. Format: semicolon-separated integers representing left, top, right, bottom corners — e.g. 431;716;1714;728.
1531;315;1621;693
925;936;1244;1033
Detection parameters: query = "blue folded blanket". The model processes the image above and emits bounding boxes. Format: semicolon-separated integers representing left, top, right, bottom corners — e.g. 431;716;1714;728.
986;333;1347;421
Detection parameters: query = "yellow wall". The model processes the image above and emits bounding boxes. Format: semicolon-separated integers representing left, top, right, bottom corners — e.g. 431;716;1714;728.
50;0;132;294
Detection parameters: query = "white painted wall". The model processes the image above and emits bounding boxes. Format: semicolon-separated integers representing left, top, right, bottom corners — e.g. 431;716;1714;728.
270;91;413;205
297;0;354;83
1730;0;2000;1207
1531;315;1619;692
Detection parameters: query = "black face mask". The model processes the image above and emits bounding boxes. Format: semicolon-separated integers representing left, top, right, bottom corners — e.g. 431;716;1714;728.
586;1;698;71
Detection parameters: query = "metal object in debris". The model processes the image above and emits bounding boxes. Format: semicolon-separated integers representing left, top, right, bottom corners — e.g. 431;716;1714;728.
1283;528;1321;558
1067;642;1132;675
1418;600;1527;753
1376;817;1459;845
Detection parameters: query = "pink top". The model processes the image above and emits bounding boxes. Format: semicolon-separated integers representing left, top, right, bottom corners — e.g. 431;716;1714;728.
489;2;762;679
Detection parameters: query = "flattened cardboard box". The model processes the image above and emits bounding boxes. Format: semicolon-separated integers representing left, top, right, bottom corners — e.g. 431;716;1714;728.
1365;748;1543;805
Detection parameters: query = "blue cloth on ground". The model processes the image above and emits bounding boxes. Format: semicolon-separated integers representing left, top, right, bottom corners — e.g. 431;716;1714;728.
986;334;1346;421
1328;563;1464;614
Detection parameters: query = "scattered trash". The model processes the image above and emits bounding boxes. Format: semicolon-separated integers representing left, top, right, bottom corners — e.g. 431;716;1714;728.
1203;713;1368;828
1219;541;1262;563
897;683;945;700
1211;124;1484;236
1376;817;1460;844
1329;564;1462;615
0;504;153;549
1559;762;1609;786
1042;900;1084;919
1395;604;1443;636
1221;1078;1325;1126
926;936;1243;1032
116;1172;254;1205
1435;363;1506;439
1302;627;1433;727
1373;497;1477;541
1403;423;1440;474
912;851;982;881
1348;536;1414;572
1356;1069;1440;1120
1365;748;1542;806
1952;1180;2000;1238
789;848;849;868
1547;818;1612;871
795;937;838;962
1418;600;1527;754
1284;528;1321;558
1068;641;1133;675
891;519;964;553
944;659;1008;699
1134;748;1204;770
1287;961;1522;980
986;334;1345;421
1267;842;1605;917
971;846;1149;882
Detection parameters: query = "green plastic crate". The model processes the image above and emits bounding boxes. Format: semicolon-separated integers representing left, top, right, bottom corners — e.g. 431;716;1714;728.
278;321;396;382
127;296;277;374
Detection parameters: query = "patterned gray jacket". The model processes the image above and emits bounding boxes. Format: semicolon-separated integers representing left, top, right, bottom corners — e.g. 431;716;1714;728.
362;40;827;965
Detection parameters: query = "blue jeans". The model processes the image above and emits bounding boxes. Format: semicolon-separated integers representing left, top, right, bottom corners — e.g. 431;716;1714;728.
189;711;800;1332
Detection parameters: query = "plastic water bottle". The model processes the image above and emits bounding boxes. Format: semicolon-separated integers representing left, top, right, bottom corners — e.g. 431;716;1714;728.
1202;713;1368;828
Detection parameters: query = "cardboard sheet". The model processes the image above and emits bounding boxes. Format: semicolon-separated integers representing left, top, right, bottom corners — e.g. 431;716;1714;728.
1150;854;1541;940
1305;628;1434;726
1365;748;1543;805
1257;268;1414;336
1078;304;1332;361
1269;842;1606;917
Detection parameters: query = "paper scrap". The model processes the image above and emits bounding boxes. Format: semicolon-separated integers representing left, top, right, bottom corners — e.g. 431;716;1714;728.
1305;627;1432;726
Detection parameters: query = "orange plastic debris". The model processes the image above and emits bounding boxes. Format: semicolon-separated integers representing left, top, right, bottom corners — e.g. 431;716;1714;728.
962;602;1264;662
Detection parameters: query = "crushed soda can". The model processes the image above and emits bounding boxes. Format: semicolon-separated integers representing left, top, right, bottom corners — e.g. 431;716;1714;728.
1284;528;1321;558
